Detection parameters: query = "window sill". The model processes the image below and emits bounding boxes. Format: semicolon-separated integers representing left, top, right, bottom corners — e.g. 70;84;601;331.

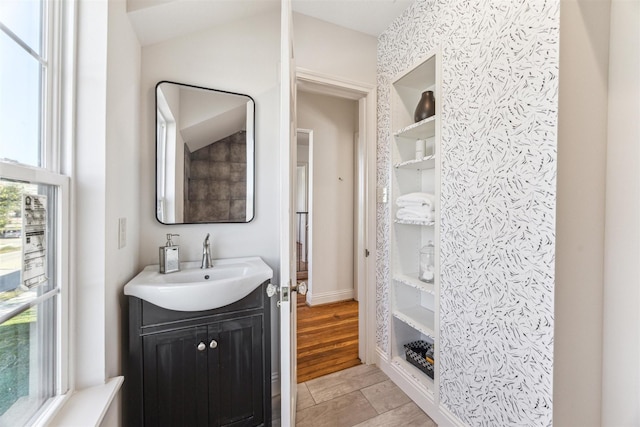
44;376;124;426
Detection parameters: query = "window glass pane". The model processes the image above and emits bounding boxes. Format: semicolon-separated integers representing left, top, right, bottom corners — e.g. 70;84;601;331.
0;177;58;425
0;30;43;168
0;298;56;425
0;180;56;318
0;0;43;56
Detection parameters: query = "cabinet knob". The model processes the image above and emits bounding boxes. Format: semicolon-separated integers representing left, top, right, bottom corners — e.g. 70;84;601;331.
197;342;206;351
209;340;218;349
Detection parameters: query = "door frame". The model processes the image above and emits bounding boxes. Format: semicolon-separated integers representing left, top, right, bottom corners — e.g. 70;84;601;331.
296;68;377;364
279;0;297;424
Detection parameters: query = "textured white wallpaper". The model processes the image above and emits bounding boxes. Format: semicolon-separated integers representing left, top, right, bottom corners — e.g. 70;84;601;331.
376;1;559;425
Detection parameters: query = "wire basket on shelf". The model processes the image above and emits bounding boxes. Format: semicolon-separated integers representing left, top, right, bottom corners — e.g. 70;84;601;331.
404;340;434;379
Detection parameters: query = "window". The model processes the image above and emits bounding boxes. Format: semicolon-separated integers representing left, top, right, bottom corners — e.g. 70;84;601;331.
156;109;167;221
156;90;177;223
0;1;44;168
0;1;70;425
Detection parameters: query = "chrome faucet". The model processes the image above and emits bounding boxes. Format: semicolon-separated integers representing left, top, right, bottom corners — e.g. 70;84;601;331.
201;233;213;269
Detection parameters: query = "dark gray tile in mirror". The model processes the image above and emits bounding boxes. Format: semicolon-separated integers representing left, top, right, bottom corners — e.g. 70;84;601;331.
156;81;255;224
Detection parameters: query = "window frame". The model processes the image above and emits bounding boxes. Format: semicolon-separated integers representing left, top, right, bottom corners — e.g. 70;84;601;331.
0;0;74;423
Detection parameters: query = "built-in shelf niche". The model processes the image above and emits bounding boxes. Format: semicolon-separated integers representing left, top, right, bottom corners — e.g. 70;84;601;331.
387;48;441;413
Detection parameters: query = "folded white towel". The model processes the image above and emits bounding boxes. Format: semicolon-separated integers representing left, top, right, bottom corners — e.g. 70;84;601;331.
399;205;433;217
396;207;435;222
396;192;435;210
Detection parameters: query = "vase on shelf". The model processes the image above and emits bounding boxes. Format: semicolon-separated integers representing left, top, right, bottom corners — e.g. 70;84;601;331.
414;90;435;122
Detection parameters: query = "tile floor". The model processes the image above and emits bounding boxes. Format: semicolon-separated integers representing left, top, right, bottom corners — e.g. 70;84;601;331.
294;364;437;427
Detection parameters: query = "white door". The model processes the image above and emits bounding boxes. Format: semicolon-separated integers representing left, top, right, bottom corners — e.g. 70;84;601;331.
279;0;298;425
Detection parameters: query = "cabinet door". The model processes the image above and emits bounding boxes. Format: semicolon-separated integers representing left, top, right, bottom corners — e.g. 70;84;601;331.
209;315;264;427
143;326;209;427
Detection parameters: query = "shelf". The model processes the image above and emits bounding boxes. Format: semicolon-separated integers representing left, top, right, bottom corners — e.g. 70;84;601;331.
393;55;436;90
390;51;439;405
394;155;435;170
393;306;435;339
391;356;434;390
394;218;434;226
393;274;435;295
394;116;436;140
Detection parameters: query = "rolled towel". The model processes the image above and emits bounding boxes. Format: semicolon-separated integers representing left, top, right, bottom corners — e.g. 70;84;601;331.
396;207;435;222
396;192;435;210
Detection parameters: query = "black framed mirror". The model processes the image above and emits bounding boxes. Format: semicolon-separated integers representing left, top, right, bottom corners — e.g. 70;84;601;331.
155;81;255;224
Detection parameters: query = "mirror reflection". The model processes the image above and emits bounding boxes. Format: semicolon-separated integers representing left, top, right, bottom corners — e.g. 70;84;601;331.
156;81;255;224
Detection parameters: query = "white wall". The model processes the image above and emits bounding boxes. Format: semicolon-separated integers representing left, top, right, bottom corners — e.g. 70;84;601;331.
138;10;281;396
297;91;357;304
601;0;640;425
555;3;640;425
293;12;377;84
74;0;109;390
105;0;141;382
554;1;610;425
139;11;280;268
73;0;141;425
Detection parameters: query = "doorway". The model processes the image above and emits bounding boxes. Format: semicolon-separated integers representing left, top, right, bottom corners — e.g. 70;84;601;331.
293;70;376;384
295;123;360;383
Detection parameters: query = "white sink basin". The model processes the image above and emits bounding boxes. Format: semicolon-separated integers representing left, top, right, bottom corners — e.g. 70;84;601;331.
124;257;273;311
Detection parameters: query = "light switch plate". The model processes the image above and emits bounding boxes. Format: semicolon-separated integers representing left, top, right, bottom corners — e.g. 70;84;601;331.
118;217;126;249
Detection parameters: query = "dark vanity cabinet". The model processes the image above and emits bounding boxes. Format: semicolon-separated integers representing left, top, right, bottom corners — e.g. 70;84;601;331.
125;281;271;427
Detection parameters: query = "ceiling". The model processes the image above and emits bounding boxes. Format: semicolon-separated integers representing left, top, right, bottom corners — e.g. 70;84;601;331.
127;0;414;46
291;0;413;37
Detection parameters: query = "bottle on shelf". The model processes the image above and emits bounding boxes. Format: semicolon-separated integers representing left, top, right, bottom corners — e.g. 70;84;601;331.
415;139;425;160
425;138;435;157
419;241;434;283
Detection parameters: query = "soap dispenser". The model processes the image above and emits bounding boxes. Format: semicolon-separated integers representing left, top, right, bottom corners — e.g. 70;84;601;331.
159;233;180;274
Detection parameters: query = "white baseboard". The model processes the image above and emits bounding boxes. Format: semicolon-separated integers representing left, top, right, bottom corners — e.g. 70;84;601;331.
306;288;354;306
376;347;465;427
439;403;466;427
375;346;388;365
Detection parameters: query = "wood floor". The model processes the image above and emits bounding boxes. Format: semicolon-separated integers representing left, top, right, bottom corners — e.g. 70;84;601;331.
296;293;361;383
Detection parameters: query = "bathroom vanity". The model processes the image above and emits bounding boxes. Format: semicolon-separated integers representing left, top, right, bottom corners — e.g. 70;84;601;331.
124;259;273;427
